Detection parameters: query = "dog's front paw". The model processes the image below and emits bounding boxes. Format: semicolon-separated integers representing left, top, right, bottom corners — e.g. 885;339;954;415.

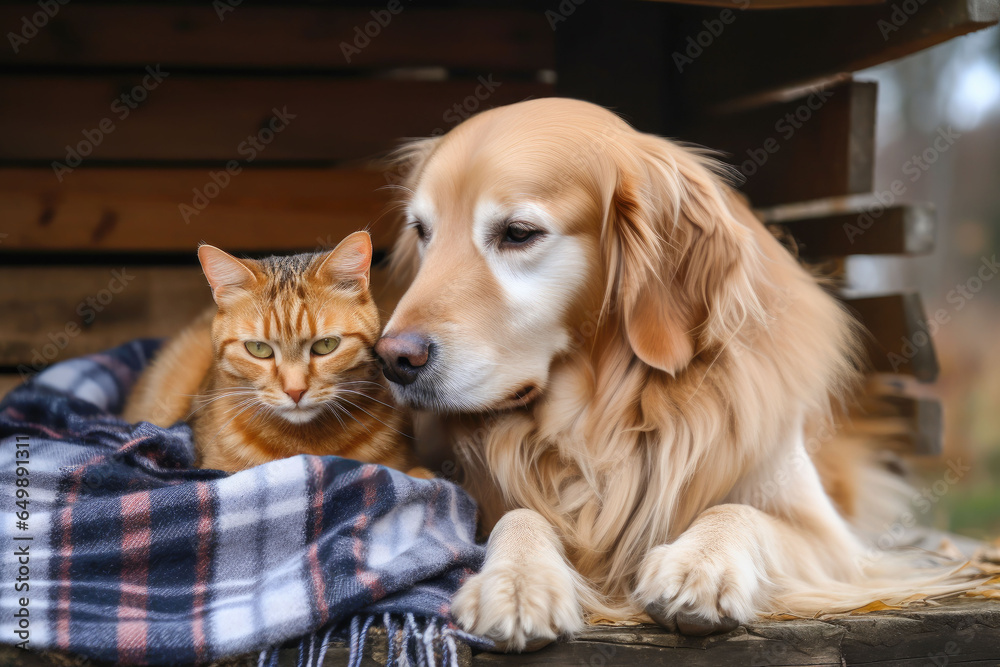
452;556;582;652
635;532;766;636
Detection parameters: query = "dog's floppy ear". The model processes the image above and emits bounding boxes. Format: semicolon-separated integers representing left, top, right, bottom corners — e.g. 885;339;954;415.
606;135;765;375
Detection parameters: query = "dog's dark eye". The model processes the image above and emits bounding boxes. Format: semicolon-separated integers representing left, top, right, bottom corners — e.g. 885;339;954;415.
502;222;543;247
410;220;428;242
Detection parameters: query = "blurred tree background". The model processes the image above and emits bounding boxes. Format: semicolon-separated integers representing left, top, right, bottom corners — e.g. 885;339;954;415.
859;27;1000;539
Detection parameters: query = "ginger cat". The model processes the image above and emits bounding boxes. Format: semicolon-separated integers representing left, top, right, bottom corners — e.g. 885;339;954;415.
123;231;428;476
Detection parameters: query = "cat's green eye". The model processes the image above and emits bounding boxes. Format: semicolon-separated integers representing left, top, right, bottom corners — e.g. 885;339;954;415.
311;337;340;356
245;341;274;359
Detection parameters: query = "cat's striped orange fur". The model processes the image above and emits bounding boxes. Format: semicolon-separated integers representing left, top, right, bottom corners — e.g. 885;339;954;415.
123;231;427;476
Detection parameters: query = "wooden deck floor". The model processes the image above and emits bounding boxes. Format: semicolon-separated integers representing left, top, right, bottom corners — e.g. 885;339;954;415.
3;598;998;666
328;598;1000;666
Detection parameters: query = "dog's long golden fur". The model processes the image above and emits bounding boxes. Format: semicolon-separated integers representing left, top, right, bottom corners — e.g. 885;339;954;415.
378;98;986;649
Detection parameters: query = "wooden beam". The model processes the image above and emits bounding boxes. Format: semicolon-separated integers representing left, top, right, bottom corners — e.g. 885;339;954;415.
0;264;399;370
873;394;944;456
845;293;940;381
667;0;999;109
685;80;877;207
0;266;212;372
758;199;936;259
0;77;550;163
0;6;554;71
845;378;945;455
0;168;399;252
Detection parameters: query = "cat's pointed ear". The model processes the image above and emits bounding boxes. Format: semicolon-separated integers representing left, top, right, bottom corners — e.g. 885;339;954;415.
316;231;373;289
198;245;257;304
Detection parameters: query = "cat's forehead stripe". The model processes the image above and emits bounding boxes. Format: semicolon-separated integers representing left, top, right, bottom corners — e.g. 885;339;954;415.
306;307;317;338
275;299;291;341
294;303;306;334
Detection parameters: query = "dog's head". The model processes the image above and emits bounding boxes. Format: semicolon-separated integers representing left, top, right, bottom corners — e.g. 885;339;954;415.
376;98;764;413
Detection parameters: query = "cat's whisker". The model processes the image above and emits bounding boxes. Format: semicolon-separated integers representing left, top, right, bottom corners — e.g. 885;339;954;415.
337;379;394;394
329;399;371;433
186;391;259;418
208;397;259;425
321;402;346;430
377;183;415;196
246;402;272;431
239;404;271;439
211;398;264;442
338;380;388;390
366;202;409;231
335;396;412;439
323;402;352;432
183;389;256;407
335;388;400;413
197;389;258;401
191;387;255;396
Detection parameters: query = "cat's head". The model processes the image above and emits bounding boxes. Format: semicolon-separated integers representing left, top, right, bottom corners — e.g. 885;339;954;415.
197;231;382;425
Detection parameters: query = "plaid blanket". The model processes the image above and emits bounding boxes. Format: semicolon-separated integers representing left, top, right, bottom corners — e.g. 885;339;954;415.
0;340;488;666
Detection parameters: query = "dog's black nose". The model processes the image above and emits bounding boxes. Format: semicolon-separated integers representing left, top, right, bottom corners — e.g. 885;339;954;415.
375;333;431;386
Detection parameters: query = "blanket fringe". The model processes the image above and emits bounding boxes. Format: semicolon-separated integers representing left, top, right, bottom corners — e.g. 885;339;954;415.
260;614;494;667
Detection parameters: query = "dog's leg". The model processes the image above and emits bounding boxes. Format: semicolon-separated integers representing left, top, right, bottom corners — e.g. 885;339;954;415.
452;508;584;652
635;427;862;635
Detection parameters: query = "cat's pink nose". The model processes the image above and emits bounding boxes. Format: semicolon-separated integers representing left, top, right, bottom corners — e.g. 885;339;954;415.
285;388;306;404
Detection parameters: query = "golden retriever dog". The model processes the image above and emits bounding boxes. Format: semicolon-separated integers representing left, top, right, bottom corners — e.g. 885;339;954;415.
374;97;978;651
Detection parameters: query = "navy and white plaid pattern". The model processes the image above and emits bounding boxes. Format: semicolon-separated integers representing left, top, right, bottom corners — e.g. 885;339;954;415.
0;340;486;665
